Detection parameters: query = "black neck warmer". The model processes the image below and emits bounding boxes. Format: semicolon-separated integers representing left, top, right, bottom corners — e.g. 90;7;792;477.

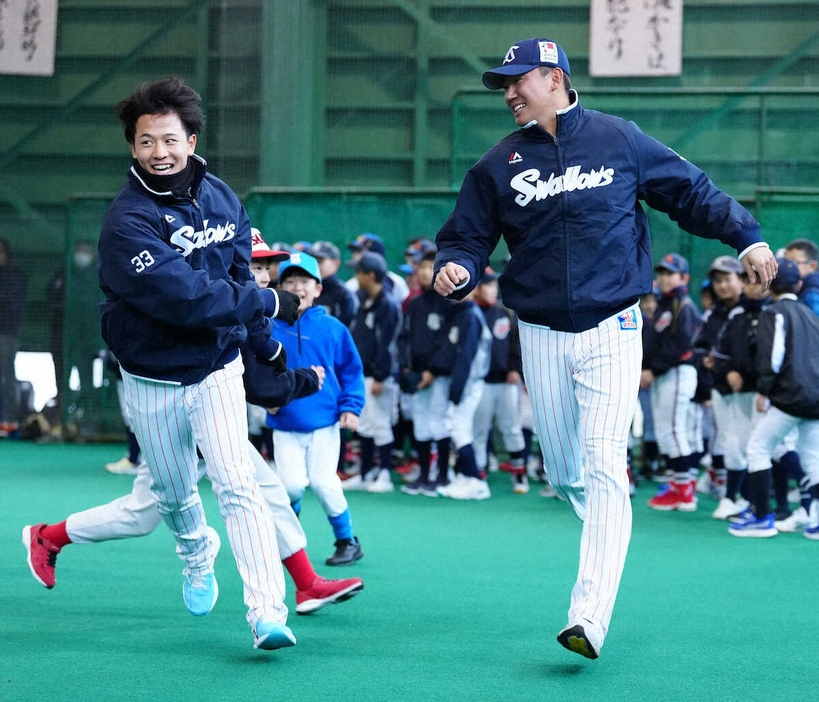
132;158;197;197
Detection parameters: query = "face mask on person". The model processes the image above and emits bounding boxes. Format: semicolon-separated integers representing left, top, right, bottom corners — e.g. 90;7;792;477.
74;252;94;268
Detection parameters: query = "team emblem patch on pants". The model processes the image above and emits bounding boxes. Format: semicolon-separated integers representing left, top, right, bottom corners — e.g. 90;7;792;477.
617;309;638;330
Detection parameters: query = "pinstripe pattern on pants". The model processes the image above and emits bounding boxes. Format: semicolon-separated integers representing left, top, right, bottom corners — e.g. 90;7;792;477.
519;305;642;637
121;356;287;627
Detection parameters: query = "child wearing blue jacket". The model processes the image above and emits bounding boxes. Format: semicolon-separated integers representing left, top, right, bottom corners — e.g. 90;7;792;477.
267;253;366;566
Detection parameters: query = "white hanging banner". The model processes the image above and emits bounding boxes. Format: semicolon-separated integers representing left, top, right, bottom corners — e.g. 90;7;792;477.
590;0;683;77
0;0;59;76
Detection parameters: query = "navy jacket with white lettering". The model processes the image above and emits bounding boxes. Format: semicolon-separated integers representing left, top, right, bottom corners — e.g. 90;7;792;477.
98;155;272;384
434;92;764;333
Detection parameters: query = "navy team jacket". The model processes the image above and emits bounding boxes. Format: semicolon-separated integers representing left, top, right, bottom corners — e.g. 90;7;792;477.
400;288;454;373
434;91;764;333
350;288;402;381
98;156;272;385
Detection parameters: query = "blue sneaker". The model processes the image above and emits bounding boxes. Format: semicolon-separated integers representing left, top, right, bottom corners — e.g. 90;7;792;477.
182;527;221;616
183;573;219;615
805;524;819;541
253;619;297;650
728;513;777;538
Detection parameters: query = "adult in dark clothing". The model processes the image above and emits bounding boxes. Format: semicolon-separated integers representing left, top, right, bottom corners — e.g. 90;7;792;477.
432;37;777;659
310;240;359;327
0;237;27;427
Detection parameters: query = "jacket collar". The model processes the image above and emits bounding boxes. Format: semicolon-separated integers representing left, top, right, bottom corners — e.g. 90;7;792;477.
129;154;207;198
521;89;582;141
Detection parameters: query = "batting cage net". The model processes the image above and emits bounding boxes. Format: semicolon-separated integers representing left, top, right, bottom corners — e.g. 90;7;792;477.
1;0;818;441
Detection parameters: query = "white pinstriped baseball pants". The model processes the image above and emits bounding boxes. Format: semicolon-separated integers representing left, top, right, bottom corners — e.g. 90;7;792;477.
518;305;642;637
121;356;287;627
65;442;307;560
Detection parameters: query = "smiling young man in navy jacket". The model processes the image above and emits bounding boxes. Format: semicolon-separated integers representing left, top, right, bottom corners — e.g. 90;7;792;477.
432;38;778;660
92;77;301;651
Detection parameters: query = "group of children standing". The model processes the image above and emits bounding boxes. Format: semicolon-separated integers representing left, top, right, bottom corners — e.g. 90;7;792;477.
639;238;819;539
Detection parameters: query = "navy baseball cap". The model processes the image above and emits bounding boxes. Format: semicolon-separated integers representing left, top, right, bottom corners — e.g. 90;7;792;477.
772;257;801;288
278;251;322;284
351;251;388;278
654;253;689;275
482;38;571;91
348;233;386;257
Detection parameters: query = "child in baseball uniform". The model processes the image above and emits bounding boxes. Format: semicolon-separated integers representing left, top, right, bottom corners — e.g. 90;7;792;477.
708;269;770;520
433;288;493;501
346;251;402;493
728;258;819;539
267;252;367;566
695;256;747;514
642;254;703;511
399;251;455;497
472;268;529;493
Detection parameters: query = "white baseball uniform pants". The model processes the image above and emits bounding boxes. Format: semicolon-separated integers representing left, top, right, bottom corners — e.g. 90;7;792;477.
357;376;398;446
518;305;642;639
121;357;287;627
411;376;453;442
273;423;349;518
650;364;698;459
746;404;819;486
473;382;525;469
450;378;485;450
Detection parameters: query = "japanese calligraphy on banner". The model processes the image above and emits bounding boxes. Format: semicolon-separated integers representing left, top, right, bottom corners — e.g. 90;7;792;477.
590;0;683;77
0;0;59;76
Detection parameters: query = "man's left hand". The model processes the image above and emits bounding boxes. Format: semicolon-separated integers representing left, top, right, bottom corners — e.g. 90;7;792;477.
742;247;778;291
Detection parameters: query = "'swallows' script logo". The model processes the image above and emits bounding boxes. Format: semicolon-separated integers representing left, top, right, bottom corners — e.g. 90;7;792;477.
510;166;615;206
170;219;236;256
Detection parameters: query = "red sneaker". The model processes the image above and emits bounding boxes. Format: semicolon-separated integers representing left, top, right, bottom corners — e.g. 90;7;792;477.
296;576;364;615
22;524;61;588
648;482;697;512
395;460;419;476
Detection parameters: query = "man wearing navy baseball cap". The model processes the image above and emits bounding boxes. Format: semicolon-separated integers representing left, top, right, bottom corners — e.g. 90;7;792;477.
433;35;778;661
481;38;571;91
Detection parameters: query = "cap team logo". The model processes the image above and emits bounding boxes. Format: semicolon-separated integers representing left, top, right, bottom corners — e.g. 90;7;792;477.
503;45;519;65
538;41;559;64
508;152;523;165
251;230;265;248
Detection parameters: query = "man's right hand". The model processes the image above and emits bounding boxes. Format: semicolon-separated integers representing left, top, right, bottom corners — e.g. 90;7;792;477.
433;262;469;297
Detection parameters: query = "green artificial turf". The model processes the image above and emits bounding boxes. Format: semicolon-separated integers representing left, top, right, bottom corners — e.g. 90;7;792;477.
2;442;817;701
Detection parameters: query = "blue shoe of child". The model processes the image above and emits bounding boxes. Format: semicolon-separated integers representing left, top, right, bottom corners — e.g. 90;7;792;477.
728;512;777;538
